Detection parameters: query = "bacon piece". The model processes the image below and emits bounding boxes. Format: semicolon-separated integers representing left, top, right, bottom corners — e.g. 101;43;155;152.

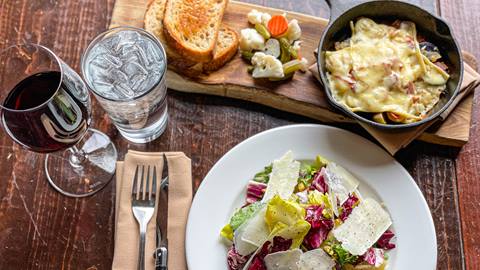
406;81;416;95
435;61;449;71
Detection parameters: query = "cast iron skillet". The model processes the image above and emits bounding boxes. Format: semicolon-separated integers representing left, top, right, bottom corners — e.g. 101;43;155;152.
317;0;464;129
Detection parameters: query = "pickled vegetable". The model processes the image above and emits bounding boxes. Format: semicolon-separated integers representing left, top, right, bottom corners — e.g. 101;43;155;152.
283;59;304;75
279;37;298;59
264;39;281;58
255;23;271;39
280;41;291;63
267;15;289;37
241;50;255;61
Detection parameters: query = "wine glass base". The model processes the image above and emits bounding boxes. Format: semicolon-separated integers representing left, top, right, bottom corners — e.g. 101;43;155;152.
45;129;118;197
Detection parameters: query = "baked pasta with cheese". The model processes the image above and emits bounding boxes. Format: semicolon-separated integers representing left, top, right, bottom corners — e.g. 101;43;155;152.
325;18;450;124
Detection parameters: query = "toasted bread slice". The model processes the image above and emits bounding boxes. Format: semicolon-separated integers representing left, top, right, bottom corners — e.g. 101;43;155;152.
162;0;228;63
144;0;197;68
203;26;238;72
144;0;238;76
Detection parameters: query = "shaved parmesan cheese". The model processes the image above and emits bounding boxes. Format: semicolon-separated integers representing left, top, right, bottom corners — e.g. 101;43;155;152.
263;248;336;270
333;198;393;255
324;162;359;205
262;151;300;202
234;206;269;256
299;249;336;270
264;249;302;270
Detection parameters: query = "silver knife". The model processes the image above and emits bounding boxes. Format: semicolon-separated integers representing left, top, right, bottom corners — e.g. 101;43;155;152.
154;154;169;270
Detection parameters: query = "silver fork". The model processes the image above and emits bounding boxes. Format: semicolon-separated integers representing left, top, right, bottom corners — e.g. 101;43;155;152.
132;165;157;270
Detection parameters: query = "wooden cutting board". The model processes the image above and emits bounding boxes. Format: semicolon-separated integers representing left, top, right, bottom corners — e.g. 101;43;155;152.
110;0;476;147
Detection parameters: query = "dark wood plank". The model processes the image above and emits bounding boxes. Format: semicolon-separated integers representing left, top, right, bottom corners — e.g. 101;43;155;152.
396;143;463;269
0;0;117;269
0;0;472;269
439;0;480;269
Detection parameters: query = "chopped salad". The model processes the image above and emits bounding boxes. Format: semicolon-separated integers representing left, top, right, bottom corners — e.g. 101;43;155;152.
220;151;396;270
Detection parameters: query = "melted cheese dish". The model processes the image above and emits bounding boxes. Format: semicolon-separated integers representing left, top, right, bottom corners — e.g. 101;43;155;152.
325;18;450;124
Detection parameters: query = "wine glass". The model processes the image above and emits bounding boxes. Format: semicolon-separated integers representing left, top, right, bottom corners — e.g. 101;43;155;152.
0;43;117;197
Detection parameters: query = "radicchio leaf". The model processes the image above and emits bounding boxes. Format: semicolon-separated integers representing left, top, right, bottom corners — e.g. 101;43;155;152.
247;237;292;270
246;181;267;204
302;205;334;250
361;248;385;267
339;194;359;221
227;246;248;270
270;236;292;253
310;168;328;193
248;257;266;270
376;230;396;250
247;241;270;270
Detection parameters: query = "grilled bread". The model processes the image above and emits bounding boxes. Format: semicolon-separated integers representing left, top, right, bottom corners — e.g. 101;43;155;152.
145;0;197;69
162;0;228;62
203;26;238;72
144;0;238;75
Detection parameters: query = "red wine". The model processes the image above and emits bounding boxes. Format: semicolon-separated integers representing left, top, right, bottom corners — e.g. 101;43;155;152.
1;71;89;153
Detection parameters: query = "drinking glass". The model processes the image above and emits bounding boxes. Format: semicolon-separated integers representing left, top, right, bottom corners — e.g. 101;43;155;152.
0;44;117;197
81;26;168;144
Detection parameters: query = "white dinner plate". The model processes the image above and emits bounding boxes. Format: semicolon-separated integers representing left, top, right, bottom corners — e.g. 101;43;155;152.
186;124;436;269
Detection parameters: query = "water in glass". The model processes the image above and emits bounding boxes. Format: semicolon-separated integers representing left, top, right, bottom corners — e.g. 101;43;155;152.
83;27;168;143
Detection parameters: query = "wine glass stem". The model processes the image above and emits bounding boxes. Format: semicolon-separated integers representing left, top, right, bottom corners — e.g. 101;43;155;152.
69;145;87;168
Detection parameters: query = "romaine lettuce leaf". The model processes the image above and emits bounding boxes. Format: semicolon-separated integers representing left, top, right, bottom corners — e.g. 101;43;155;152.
230;202;264;231
253;164;273;183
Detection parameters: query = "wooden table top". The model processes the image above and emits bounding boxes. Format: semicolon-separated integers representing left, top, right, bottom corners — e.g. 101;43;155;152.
0;0;478;269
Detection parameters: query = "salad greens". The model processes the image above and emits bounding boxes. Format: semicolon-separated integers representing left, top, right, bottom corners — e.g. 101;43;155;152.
253;164;272;183
332;244;359;266
222;151;396;270
231;202;264;231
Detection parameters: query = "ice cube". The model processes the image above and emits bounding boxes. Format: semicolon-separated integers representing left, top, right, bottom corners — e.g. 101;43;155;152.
115;30;141;51
93;81;121;100
143;71;161;91
146;41;163;65
85;29;167;100
114;82;135;98
102;54;122;69
133;43;151;68
110;69;129;84
130;74;147;92
102;35;121;52
123;61;147;79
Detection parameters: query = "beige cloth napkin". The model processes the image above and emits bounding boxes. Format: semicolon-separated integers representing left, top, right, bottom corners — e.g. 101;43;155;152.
113;150;193;270
309;52;480;154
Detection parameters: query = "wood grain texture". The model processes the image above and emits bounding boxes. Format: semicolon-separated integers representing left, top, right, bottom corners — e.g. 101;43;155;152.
0;0;474;270
112;0;475;147
0;0;117;269
439;0;480;269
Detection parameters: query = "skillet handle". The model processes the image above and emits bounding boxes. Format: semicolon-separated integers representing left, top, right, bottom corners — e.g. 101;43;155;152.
325;0;364;21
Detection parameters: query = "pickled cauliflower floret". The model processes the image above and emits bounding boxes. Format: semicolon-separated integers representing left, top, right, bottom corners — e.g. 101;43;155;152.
240;28;265;51
251;52;284;79
261;13;272;26
247;9;272;26
286;19;302;42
